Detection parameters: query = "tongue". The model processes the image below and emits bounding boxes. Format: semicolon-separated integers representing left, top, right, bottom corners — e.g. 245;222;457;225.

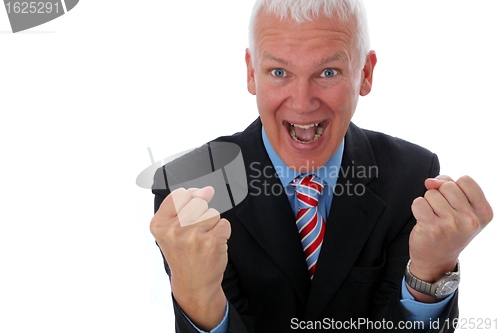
294;126;316;142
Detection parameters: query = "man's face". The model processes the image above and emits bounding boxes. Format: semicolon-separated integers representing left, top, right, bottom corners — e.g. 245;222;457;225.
246;11;376;171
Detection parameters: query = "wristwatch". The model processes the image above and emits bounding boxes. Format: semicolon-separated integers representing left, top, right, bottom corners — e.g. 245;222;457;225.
405;259;460;300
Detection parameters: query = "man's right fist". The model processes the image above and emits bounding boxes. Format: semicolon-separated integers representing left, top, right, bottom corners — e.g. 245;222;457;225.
150;186;231;301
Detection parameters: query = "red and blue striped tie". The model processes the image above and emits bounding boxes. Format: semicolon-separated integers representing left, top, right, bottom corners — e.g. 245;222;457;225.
291;174;326;279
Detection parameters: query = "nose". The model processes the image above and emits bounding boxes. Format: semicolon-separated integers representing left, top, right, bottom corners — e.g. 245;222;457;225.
286;79;321;114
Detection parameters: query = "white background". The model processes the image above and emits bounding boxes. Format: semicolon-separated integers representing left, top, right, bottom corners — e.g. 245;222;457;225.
1;1;498;332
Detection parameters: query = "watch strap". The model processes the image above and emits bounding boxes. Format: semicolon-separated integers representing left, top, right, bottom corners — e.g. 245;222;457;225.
405;259;460;299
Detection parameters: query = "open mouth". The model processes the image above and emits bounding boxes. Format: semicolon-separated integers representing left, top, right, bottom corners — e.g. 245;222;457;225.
287;121;324;144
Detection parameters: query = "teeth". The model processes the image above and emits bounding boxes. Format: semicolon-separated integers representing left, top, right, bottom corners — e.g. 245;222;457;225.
290;123;319;129
289;122;324;144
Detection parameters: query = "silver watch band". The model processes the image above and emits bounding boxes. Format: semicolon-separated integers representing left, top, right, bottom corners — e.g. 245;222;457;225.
405;259;460;299
405;262;433;294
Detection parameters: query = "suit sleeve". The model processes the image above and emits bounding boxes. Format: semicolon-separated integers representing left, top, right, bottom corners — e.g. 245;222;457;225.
368;154;458;332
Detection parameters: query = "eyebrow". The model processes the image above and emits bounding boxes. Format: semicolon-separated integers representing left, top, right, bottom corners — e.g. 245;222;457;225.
261;52;291;66
261;52;347;67
314;54;348;67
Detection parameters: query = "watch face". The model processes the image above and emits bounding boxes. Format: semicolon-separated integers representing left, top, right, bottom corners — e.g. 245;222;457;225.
441;279;459;296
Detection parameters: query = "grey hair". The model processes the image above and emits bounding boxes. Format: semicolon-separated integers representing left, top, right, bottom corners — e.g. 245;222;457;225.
248;0;370;68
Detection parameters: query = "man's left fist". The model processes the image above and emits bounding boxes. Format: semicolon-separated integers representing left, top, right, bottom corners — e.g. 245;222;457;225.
409;175;493;282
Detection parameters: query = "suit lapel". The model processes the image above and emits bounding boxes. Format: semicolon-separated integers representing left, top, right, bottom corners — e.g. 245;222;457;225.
304;123;386;319
231;120;387;314
233;119;311;306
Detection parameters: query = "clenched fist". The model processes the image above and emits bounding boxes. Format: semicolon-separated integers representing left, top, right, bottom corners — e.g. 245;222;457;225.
150;186;231;330
408;175;493;302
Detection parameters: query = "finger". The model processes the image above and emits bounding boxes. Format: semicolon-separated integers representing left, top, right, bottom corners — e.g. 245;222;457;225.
189;186;215;203
456;176;494;225
178;197;209;227
424;175;454;190
157;188;192;219
211;218;232;241
436;175;454;181
434;180;471;212
411;196;437;224
190;208;220;227
423;189;453;219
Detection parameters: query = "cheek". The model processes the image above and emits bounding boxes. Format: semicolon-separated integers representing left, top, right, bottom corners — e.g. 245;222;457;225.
256;86;283;118
327;85;358;116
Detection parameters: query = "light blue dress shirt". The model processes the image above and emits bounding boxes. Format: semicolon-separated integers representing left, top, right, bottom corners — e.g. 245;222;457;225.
185;128;453;333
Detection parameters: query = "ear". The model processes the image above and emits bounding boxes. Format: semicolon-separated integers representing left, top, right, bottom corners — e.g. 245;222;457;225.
359;50;377;96
245;49;257;95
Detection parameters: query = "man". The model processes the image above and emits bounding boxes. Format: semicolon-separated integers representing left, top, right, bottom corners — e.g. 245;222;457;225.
150;0;493;332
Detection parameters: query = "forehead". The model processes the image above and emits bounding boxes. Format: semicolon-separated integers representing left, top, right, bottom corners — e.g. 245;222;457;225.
253;11;357;65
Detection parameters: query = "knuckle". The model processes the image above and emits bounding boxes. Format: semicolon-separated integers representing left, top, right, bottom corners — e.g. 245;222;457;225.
423;189;437;201
446;217;460;233
437;174;454;181
207;208;221;220
150;215;159;230
439;180;457;192
453;210;481;233
207;236;218;249
465;212;481;231
412;196;424;207
185;229;202;246
457;175;473;185
150;217;178;247
150;214;165;234
171;187;188;197
170;188;191;209
426;221;441;236
192;197;209;210
485;206;494;223
197;208;220;225
219;219;232;237
478;203;494;223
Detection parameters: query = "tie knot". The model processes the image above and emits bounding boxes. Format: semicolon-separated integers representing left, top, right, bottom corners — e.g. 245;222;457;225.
291;174;324;208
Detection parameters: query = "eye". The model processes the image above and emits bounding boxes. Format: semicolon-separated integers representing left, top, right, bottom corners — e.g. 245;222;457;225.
270;68;287;78
320;68;338;78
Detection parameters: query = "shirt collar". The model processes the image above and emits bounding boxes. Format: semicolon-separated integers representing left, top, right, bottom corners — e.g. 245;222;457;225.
261;126;344;189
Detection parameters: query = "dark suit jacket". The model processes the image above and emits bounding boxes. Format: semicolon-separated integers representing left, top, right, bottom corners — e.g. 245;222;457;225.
153;118;458;332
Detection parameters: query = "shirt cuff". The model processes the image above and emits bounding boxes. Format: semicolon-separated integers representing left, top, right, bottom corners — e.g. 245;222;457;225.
182;300;229;333
400;277;454;330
